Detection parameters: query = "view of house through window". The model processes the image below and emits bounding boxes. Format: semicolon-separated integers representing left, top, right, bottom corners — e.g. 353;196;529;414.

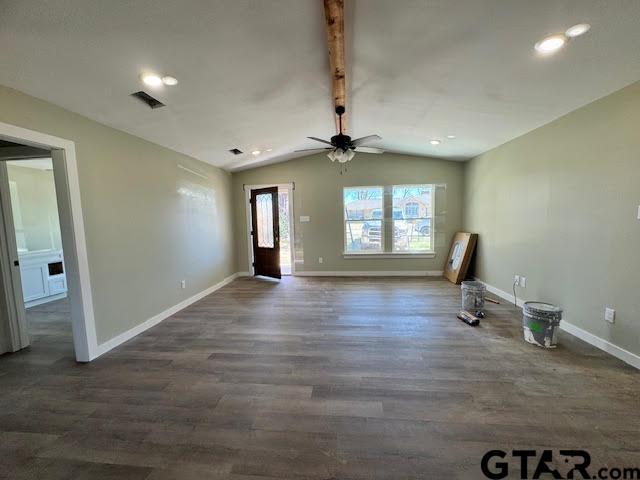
343;186;384;253
343;184;433;254
392;185;433;252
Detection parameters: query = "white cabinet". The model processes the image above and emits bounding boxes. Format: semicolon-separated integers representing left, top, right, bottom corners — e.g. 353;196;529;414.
18;250;67;308
20;264;48;301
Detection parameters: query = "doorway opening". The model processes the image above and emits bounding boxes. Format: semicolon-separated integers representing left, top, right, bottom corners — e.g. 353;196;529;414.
0;122;96;362
245;183;295;278
0;144;72;361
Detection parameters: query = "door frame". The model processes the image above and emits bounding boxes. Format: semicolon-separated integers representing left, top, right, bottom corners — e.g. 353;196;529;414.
0;121;97;362
244;183;295;276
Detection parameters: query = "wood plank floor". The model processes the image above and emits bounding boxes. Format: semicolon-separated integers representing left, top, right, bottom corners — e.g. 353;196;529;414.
1;277;638;479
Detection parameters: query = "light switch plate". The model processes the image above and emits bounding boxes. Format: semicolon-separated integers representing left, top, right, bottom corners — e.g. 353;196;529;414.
605;307;615;324
300;216;310;223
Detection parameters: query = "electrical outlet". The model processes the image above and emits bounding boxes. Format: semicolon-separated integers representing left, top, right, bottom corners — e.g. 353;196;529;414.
318;257;323;264
605;307;615;324
180;280;186;289
520;276;526;288
514;275;520;285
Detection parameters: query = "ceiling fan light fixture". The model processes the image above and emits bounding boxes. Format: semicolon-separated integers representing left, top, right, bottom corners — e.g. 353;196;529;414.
327;150;337;162
345;149;355;162
429;139;441;145
334;149;346;163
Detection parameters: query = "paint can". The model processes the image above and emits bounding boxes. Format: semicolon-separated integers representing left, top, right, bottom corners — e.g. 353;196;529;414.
461;281;486;314
522;302;563;348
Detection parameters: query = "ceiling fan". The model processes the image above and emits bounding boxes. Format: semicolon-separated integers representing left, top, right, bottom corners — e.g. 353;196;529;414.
296;106;383;163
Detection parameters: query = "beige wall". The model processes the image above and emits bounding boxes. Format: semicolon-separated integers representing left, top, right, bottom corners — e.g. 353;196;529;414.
7;163;62;252
233;152;464;273
464;81;640;357
0;85;235;343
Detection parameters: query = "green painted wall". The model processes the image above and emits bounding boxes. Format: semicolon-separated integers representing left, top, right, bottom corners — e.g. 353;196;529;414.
464;81;640;357
233;152;464;273
0;85;235;344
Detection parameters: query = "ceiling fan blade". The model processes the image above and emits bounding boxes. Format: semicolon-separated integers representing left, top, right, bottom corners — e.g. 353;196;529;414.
354;147;384;154
295;147;333;152
351;134;382;147
307;136;334;146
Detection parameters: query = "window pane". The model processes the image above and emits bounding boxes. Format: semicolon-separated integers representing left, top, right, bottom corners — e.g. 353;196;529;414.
392;185;431;218
393;219;432;252
345;220;382;252
256;193;274;248
344;187;384;220
278;191;291;274
392;185;432;252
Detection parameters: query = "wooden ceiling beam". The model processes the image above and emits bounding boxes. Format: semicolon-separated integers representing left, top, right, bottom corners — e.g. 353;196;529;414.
323;0;347;134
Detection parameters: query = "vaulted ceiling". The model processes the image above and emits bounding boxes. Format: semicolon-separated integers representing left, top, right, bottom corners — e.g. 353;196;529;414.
2;0;640;171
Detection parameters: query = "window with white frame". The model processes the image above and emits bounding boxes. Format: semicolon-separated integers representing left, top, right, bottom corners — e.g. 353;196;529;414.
343;186;384;253
392;185;433;253
343;184;434;255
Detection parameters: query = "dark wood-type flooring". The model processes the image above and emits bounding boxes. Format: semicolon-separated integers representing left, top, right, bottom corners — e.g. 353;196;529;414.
1;277;638;479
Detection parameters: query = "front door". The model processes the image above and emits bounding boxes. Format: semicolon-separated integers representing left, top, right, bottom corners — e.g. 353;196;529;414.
250;187;281;279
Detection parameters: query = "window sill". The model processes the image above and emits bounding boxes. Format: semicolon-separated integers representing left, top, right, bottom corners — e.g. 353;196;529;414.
343;252;436;259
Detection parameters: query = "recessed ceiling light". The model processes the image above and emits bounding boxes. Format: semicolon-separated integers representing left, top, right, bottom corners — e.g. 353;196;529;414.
429;139;441;145
251;150;261;155
141;73;163;87
534;34;567;54
566;23;591;38
446;135;456;139
266;148;273;152
162;76;178;86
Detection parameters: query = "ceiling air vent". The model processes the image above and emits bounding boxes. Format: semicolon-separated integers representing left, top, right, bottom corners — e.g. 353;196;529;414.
130;91;165;109
229;148;243;155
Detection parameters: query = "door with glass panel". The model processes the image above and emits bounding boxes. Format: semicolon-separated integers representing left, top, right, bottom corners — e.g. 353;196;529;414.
250;187;281;279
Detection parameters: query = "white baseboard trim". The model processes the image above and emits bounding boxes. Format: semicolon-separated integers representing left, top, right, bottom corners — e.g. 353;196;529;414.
294;270;443;277
474;277;640;370
93;272;241;359
559;320;640;370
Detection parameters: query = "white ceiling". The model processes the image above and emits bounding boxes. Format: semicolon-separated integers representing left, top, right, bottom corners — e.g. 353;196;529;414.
1;0;640;171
